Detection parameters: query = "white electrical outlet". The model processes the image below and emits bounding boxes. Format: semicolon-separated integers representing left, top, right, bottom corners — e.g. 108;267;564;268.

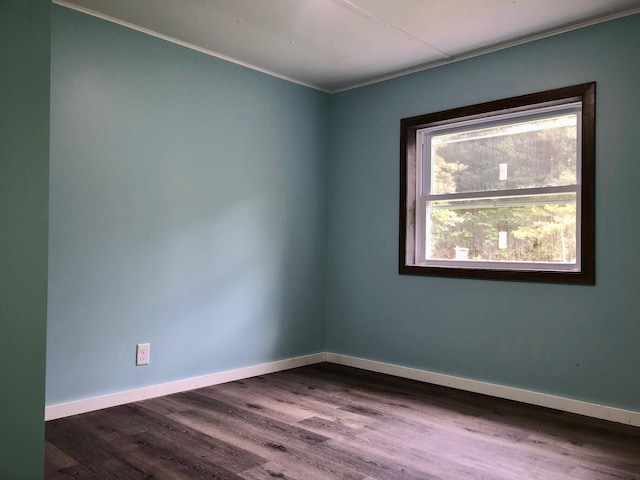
136;343;150;366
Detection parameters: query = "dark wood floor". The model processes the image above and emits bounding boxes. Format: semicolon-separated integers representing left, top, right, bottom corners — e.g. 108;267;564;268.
45;363;640;480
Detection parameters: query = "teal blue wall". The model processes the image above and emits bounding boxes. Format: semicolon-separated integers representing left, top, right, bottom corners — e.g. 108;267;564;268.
326;15;640;411
47;6;329;405
0;1;50;477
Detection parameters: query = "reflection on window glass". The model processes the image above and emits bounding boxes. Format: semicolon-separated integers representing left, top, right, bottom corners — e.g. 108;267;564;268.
427;194;577;263
431;114;577;194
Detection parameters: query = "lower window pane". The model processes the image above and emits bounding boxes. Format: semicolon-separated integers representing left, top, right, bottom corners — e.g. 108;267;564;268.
427;195;577;264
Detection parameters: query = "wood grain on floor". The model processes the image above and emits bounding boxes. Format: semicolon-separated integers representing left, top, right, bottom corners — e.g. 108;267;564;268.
45;363;640;479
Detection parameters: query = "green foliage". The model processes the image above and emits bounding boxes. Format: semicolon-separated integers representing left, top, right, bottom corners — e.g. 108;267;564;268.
428;117;577;263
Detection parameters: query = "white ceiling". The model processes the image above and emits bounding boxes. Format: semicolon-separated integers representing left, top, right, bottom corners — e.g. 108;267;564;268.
55;0;640;92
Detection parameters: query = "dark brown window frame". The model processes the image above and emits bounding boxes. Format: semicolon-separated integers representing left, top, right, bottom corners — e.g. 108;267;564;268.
399;83;595;284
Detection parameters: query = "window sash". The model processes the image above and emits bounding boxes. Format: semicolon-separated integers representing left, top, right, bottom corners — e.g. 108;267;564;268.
414;103;583;271
416;194;582;269
419;102;582;198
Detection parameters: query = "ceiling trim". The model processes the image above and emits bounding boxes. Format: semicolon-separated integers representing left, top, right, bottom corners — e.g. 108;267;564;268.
334;7;640;93
53;1;640;94
53;0;329;92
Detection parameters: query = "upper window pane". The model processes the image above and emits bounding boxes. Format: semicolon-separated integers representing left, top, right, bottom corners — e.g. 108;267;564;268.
429;112;578;195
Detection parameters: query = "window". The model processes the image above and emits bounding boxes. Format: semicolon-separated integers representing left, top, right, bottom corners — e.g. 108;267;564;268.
399;83;595;284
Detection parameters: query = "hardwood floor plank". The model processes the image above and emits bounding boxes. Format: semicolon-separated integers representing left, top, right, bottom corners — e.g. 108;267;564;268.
298;415;367;437
198;378;374;430
55;463;103;480
164;398;369;480
167;409;359;480
120;403;265;474
44;434;107;480
46;363;640;480
525;431;640;473
123;431;245;480
280;365;640;478
45;441;78;473
239;461;318;480
339;401;576;478
304;418;507;480
168;391;436;480
170;393;479;480
570;464;640;480
46;419;154;479
181;392;444;479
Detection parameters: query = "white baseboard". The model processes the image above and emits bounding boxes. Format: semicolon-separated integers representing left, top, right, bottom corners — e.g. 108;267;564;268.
46;351;640;428
45;352;327;421
326;353;640;428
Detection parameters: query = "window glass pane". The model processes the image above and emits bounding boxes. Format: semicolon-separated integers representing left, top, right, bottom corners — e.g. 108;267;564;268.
431;114;578;194
427;193;577;263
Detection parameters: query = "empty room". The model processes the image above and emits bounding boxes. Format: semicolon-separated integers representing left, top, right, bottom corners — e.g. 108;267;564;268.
2;1;640;479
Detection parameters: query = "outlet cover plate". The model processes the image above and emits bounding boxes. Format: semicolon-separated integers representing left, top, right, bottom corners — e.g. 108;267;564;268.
136;343;150;366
